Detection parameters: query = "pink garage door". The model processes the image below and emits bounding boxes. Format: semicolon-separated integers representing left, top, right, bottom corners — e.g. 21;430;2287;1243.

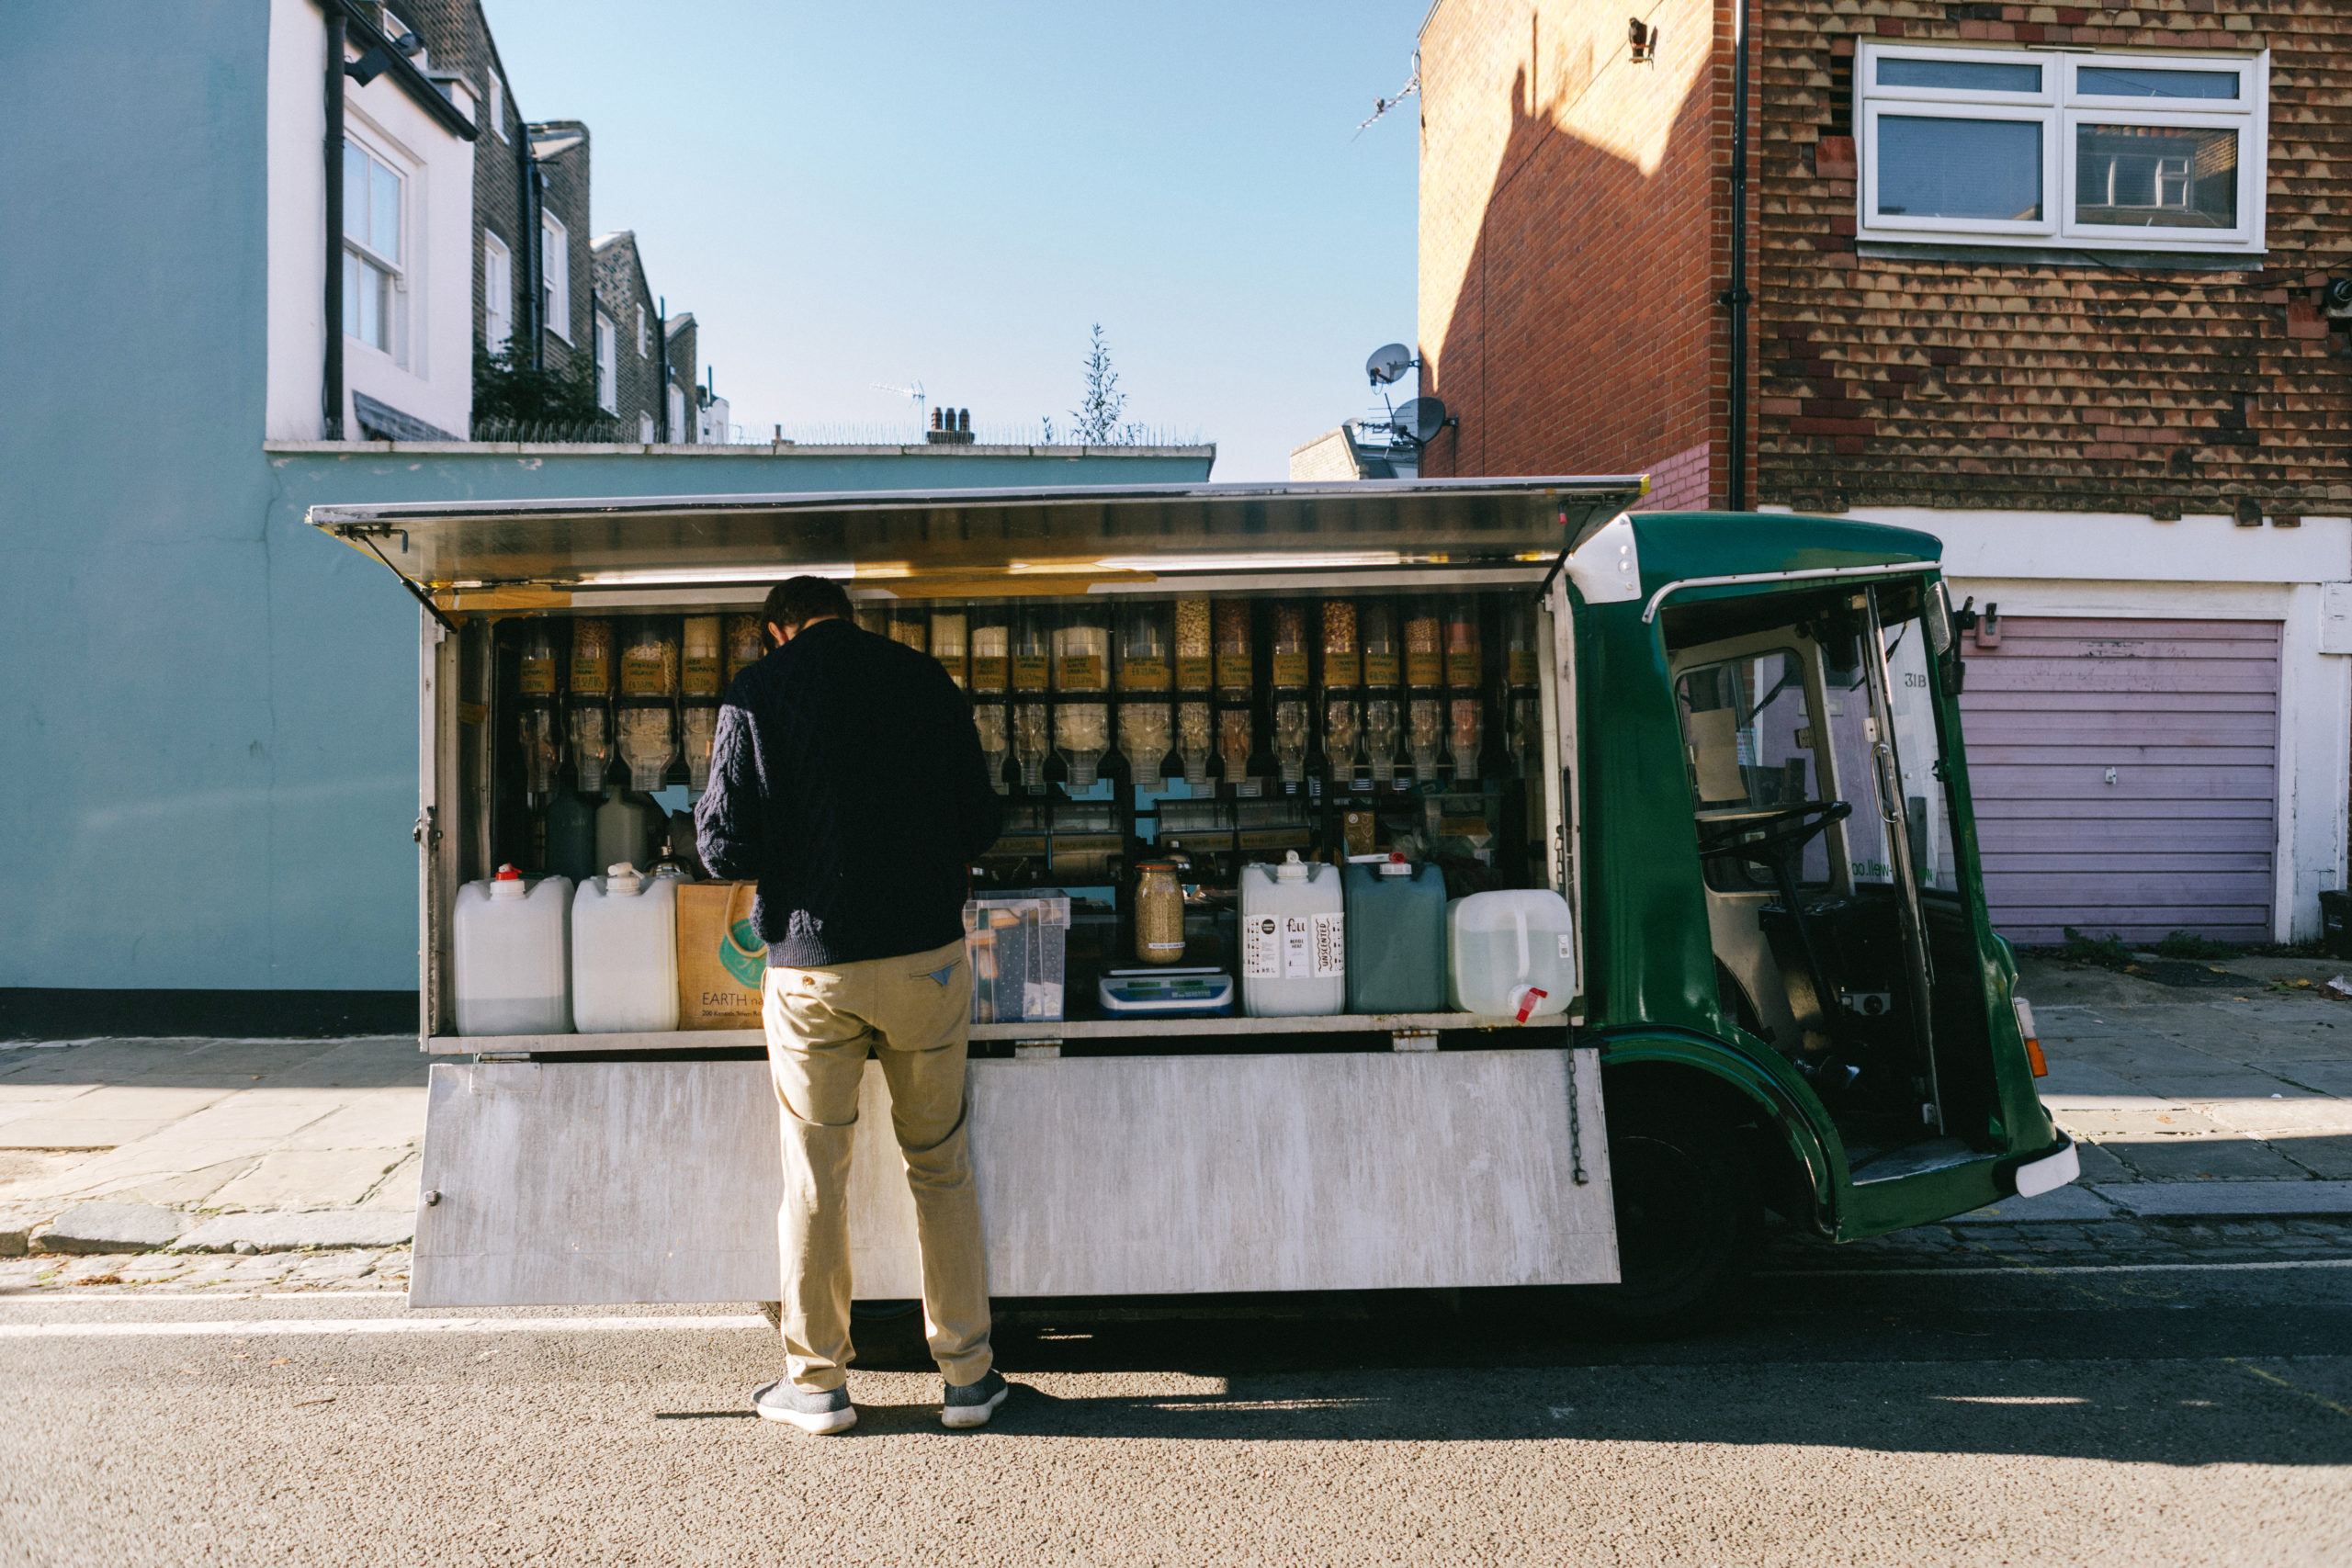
1959;617;2281;946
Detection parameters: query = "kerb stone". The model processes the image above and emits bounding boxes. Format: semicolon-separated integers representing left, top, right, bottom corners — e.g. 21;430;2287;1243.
173;1211;413;1253
33;1201;188;1254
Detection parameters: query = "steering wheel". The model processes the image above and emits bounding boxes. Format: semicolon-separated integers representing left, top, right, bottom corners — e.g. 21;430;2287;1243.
1697;800;1851;866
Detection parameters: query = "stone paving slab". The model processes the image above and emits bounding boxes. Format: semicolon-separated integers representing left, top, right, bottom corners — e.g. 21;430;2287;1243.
174;1211;414;1253
35;1201;190;1254
2098;1179;2352;1219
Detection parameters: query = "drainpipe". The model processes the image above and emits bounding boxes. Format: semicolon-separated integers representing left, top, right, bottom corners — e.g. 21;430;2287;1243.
520;132;543;369
322;10;346;439
1720;0;1751;510
655;296;669;444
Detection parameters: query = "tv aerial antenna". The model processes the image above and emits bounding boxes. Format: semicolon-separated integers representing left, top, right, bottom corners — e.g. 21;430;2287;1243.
872;380;926;432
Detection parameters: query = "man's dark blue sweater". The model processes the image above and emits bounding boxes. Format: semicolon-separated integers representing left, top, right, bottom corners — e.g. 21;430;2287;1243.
695;617;1003;969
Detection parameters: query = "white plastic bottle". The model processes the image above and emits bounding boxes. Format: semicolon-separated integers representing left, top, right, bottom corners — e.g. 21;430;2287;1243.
1447;890;1575;1021
1238;851;1346;1017
571;863;681;1033
453;865;573;1036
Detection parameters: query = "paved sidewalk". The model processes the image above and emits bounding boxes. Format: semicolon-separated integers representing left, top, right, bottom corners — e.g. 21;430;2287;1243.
3;951;2347;1256
0;1036;423;1254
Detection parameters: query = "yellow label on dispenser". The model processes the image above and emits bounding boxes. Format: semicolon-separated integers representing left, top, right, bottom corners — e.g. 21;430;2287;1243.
1507;649;1542;686
518;657;558;696
1057;653;1105;692
1175;654;1214;690
570;659;611;696
1363;650;1402;686
970;655;1009;693
1120;654;1170;692
1271;651;1310;690
1011;654;1051;693
621;656;669;697
1216;650;1254;689
1405;651;1443;688
1321;651;1362;688
682;655;722;697
1447;649;1483;689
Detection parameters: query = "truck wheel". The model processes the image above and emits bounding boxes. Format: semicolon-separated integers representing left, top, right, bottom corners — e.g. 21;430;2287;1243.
1586;1098;1759;1335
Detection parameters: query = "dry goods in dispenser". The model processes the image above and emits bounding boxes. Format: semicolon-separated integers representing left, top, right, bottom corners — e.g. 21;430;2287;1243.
969;610;1010;694
680;615;722;791
1012;702;1052;792
1408;696;1444;783
1054;611;1111;789
931;610;969;688
723;614;765;684
1213;600;1252;693
516;622;564;807
1319;599;1361;688
854;606;890;637
1176;700;1213;786
1404;602;1443;689
1361;598;1401;689
1450;695;1484;784
1323;694;1360;784
891;608;928;653
1218;705;1254;792
1173;597;1213;691
568;617;615;794
617;617;679;792
1445;599;1483;690
1505;600;1540;688
1363;696;1401;787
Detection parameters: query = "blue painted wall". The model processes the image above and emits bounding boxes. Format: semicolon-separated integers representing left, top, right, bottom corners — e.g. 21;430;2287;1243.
0;6;1210;993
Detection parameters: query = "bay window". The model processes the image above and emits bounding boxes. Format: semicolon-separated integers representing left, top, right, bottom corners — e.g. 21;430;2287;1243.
1856;44;2266;254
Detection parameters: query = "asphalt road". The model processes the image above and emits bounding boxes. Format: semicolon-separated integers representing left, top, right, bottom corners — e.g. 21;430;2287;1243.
4;1250;2349;1567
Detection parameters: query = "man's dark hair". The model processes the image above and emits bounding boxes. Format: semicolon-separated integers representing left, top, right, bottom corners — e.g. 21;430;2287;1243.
762;576;854;637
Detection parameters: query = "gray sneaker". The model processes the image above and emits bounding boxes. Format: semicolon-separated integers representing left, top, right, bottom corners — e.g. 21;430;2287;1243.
752;1378;856;1435
942;1369;1010;1429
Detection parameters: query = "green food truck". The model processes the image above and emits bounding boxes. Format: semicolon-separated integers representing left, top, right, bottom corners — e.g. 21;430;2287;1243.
311;476;2076;1327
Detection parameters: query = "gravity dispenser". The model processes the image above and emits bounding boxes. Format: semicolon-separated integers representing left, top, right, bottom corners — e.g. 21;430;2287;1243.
567;616;615;795
1319;598;1361;791
515;621;565;811
1012;608;1052;792
680;615;721;791
1360;597;1401;789
1270;602;1310;789
969;606;1012;793
1174;596;1214;787
617;616;679;793
1116;603;1172;793
1405;598;1444;784
1215;599;1255;794
1446;598;1484;785
1053;608;1112;790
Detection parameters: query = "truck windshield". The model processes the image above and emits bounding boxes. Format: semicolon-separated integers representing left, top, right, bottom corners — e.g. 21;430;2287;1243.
1675;649;1830;888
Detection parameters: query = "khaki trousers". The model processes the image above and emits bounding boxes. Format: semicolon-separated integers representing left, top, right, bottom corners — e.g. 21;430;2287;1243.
762;937;992;1392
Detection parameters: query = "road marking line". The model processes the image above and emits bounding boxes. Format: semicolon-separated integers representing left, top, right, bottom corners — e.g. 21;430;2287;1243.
0;1314;766;1340
2224;1358;2352;1419
4;1291;413;1303
1757;1258;2352;1279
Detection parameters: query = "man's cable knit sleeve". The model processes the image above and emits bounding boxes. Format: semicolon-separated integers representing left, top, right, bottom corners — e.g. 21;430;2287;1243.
695;699;763;882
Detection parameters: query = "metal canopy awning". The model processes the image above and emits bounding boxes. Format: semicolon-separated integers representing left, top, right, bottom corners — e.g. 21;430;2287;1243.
307;475;1648;605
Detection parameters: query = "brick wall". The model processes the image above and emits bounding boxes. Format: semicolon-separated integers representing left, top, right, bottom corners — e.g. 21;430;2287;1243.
1418;0;1738;500
1758;0;2350;516
530;122;592;378
663;314;698;443
592;232;664;435
399;0;525;373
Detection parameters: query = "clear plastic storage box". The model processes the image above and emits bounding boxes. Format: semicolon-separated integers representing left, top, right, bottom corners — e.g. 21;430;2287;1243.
963;892;1072;1022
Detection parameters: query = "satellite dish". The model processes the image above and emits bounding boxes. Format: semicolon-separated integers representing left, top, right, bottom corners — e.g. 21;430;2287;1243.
1364;343;1416;387
1394;396;1450;444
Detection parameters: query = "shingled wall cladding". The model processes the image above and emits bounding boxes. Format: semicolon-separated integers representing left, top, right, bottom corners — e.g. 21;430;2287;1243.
1758;0;2352;517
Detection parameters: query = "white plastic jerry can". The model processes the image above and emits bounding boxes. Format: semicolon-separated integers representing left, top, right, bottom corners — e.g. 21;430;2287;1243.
571;863;681;1033
1447;889;1575;1021
1238;851;1346;1018
453;864;573;1036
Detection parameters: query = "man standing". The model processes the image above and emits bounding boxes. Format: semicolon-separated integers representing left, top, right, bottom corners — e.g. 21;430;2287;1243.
696;576;1007;1434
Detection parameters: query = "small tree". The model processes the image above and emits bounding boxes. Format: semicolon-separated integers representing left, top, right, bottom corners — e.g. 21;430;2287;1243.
471;345;616;440
1069;323;1135;445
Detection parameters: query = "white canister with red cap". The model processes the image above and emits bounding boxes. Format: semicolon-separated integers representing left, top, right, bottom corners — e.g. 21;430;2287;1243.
453;864;573;1036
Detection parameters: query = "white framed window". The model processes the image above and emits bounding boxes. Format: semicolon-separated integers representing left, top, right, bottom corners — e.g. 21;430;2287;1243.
667;383;685;443
541;213;570;342
341;140;406;363
1856;43;2266;254
482;232;512;355
635;304;647;357
594;309;617;412
486;73;506;141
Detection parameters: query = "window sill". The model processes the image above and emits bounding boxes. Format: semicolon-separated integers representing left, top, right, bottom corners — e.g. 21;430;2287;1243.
1854;241;2263;272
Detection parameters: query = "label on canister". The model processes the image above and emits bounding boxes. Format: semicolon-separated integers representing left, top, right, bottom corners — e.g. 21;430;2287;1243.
1057;653;1105;692
1363;650;1402;687
519;655;559;696
683;655;722;697
1507;649;1542;686
621;656;668;696
1447;648;1484;689
1322;650;1362;688
1175;654;1213;690
1011;654;1051;692
571;658;611;696
1405;651;1443;688
1120;654;1170;692
1216;649;1254;689
1242;915;1281;978
970;655;1009;693
1284;912;1345;978
1271;651;1310;690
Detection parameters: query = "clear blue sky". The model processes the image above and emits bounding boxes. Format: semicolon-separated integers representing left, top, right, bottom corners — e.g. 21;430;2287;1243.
488;2;1430;479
